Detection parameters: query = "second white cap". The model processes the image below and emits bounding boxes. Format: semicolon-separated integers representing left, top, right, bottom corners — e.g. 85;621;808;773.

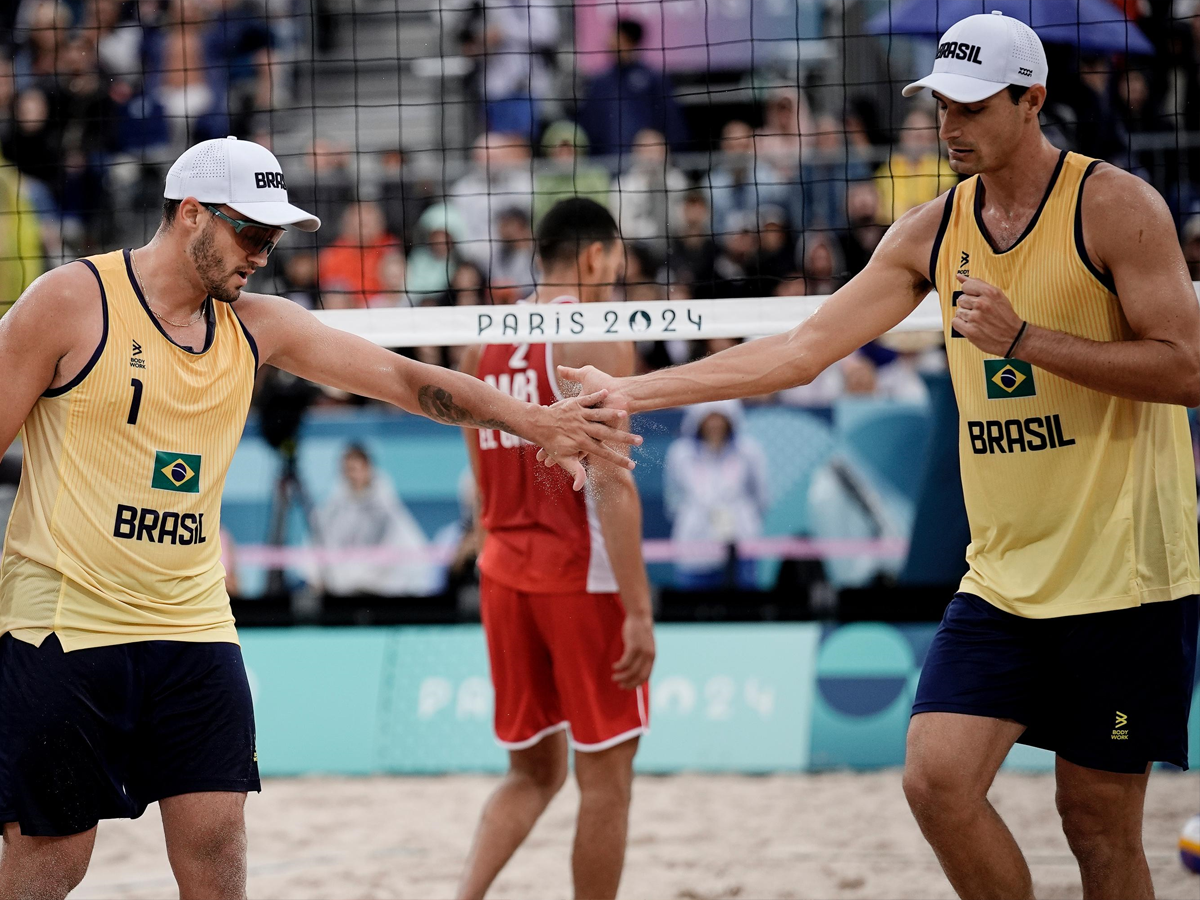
902;11;1048;104
164;136;321;232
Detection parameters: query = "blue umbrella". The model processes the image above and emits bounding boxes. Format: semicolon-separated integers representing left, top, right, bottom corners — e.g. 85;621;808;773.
867;0;1154;55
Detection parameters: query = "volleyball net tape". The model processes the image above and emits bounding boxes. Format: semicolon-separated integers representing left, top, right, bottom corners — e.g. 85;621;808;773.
312;286;1200;347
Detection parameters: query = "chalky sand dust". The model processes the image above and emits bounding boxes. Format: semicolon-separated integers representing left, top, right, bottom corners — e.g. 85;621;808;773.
74;771;1199;899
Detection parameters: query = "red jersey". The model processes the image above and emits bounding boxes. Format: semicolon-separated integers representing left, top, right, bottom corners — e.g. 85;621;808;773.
474;304;617;595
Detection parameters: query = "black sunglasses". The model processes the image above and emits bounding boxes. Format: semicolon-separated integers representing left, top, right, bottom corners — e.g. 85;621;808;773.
205;205;285;257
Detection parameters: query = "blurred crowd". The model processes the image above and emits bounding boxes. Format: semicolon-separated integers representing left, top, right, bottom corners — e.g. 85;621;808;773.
0;0;301;288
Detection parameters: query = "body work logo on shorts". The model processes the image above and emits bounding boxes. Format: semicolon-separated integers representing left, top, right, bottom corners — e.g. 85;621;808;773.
152;451;201;493
985;359;1036;399
1112;710;1129;740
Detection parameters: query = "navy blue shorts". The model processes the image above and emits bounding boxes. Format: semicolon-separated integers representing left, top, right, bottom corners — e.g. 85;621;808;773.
913;593;1198;774
0;634;260;836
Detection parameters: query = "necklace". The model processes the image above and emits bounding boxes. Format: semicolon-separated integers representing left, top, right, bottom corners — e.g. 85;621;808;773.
130;250;205;328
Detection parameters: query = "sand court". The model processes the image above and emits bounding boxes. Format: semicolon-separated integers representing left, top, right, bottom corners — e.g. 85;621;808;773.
72;770;1199;899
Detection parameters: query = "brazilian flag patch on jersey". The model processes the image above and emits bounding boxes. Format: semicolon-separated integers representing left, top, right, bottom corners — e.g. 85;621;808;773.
152;451;202;493
985;359;1036;399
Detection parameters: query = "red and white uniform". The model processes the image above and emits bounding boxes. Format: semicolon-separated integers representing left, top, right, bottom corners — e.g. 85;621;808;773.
475;298;649;751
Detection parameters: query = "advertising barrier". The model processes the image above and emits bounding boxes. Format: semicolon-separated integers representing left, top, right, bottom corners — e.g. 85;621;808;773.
240;621;1200;777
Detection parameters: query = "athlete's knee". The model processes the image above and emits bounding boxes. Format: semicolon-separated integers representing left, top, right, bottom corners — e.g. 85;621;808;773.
1056;788;1141;860
509;746;568;799
516;761;567;799
902;759;977;825
0;830;92;900
169;811;248;883
575;744;636;806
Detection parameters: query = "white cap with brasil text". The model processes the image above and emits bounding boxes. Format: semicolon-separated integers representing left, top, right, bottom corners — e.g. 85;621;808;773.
164;136;321;232
903;11;1048;104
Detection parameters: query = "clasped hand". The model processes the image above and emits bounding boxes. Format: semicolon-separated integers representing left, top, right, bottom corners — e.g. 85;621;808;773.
541;379;640;490
953;274;1026;357
538;366;633;489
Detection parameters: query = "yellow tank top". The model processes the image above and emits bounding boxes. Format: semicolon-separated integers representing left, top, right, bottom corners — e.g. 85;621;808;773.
0;249;257;650
932;151;1199;618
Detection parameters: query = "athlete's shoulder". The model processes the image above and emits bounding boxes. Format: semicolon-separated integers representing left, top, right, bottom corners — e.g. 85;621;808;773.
3;259;103;343
1079;162;1170;220
226;290;311;361
1078;163;1177;267
872;187;961;284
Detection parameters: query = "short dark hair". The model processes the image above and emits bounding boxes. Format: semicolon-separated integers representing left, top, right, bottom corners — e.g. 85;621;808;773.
1005;84;1028;104
343;442;371;464
162;198;181;228
536;198;619;268
616;18;643;45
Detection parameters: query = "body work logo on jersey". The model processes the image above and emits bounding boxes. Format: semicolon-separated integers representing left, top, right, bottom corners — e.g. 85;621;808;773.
152;451;201;493
985;359;1036;399
130;339;145;369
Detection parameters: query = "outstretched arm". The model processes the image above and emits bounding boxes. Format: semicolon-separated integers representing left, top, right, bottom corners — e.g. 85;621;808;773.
953;166;1199;407
233;294;640;487
560;199;943;414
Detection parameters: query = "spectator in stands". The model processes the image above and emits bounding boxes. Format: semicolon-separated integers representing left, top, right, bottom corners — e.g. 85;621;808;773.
458;0;559;142
3;87;59;189
56;31;115;246
611;127;687;254
798;113;872;232
318;200;401;307
447;132;534;275
755;86;815;179
406;202;466;303
667;189;718;297
88;0;142;87
704;119;786;241
798;229;845;295
774;273;807;297
379;148;435;249
366;249;409;308
207;0;274;134
664;400;769;590
12;0;70;92
532;120;610;223
753;205;794;296
1074;54;1128;163
576;17;688;160
286;139;357;248
278;250;319;309
839;180;886;275
450;261;488;306
156;0;221;146
0;147;44;318
873;108;955;225
317;444;438;598
488;206;535;295
622;241;663;303
712;210;759;299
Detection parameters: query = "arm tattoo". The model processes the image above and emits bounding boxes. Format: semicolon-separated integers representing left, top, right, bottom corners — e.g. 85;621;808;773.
417;384;514;431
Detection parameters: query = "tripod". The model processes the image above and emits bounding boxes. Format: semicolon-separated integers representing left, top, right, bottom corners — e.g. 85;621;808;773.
264;437;323;600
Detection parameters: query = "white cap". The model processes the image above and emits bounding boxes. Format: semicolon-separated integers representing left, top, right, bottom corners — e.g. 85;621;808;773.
903;11;1048;104
164;136;321;232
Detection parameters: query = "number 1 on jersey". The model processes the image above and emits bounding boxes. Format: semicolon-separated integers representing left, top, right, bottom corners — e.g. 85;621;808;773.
128;378;143;425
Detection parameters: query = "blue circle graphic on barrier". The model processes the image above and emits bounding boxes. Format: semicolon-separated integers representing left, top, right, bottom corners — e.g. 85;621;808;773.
816;624;915;718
